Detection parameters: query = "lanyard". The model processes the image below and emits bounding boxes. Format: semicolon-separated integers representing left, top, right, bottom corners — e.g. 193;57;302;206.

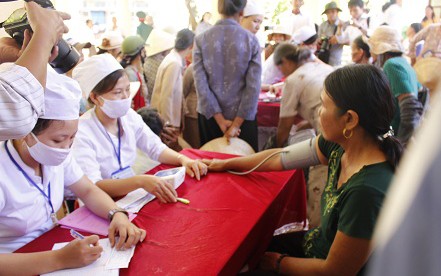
4;140;57;224
103;119;123;169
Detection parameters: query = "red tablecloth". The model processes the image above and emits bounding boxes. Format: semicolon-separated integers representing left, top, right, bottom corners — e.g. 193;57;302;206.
257;101;281;127
16;149;307;275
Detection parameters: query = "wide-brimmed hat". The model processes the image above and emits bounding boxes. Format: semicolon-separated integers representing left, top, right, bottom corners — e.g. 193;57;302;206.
98;32;123;50
364;25;404;55
414;57;441;93
145;29;175;57
269;25;292;39
322;1;342;14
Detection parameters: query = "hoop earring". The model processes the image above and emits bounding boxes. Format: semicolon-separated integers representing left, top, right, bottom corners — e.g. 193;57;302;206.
343;128;353;139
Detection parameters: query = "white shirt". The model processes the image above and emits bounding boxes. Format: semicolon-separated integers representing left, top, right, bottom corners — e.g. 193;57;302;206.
279;61;334;131
0;141;83;253
384;4;405;32
262;54;284;85
73;108;168;183
279;10;315;39
151;49;185;127
338;14;370;44
0;63;44;141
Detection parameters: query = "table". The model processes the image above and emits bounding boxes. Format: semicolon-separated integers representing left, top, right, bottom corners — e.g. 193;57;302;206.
16;149;307;275
257;100;281;128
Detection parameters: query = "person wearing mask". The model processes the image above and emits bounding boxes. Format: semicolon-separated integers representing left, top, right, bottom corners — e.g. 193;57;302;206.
0;70;145;274
351;35;371;64
72;54;207;201
0;1;70;140
151;29;195;130
203;65;403;275
366;26;423;145
318;2;344;66
96;32;123;59
240;0;264;35
120;35;148;110
193;0;262;152
136;11;153;43
421;5;439;28
273;43;333;148
143;29;175;103
195;12;213;36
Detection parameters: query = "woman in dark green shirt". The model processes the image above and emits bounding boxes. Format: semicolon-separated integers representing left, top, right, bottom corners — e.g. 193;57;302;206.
203;64;403;275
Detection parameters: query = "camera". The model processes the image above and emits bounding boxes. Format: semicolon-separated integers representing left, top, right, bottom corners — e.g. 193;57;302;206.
0;0;80;74
319;36;330;54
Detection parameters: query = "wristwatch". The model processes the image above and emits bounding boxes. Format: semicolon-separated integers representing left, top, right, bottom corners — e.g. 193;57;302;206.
107;208;129;222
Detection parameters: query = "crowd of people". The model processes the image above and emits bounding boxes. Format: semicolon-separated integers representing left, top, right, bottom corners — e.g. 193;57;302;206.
0;0;440;274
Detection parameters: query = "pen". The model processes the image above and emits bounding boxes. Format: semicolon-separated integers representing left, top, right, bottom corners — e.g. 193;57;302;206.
70;229;85;240
176;197;190;205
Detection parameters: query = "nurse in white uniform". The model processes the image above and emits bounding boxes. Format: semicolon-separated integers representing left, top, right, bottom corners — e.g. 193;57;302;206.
0;70;146;275
72;54;207;202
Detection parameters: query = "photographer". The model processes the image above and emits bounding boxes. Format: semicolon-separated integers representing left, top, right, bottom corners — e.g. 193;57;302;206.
317;1;344;66
0;0;70;140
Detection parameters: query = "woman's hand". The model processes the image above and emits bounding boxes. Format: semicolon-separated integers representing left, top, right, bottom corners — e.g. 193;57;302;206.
108;213;147;250
213;113;232;133
201;158;227;172
259;252;281;272
137;175;177;203
55;235;103;269
224;125;241;143
181;157;208;180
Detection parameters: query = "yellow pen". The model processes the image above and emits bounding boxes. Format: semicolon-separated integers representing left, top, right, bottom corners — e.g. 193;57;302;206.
176;197;190;205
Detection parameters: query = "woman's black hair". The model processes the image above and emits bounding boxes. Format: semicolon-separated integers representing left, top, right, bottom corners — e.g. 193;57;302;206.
89;69;127;104
273;43;312;67
324;64;403;170
423;5;435;21
410;23;423;34
218;0;247;17
353;35;371;58
137;107;163;136
200;12;211;23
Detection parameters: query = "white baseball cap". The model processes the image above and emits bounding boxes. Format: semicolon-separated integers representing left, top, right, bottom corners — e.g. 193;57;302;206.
292;26;317;45
72;53;123;99
243;0;264;17
42;67;82;120
145;29;175;57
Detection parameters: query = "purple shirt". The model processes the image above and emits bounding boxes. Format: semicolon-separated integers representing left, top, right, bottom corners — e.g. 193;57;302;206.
193;18;262;121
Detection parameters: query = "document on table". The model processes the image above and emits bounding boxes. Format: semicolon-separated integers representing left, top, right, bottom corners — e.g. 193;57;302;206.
58;207;136;236
42;238;135;275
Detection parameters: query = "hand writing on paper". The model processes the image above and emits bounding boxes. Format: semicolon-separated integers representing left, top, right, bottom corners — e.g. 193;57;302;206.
55;235;102;268
201;158;227;172
108;214;147;250
137;175;177;203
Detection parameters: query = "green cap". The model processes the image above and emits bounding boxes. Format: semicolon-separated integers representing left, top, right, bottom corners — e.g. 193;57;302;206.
136;11;146;18
121;36;145;56
322;1;342;15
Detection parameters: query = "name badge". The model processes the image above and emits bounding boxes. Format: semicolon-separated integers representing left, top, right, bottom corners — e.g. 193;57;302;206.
111;166;135;179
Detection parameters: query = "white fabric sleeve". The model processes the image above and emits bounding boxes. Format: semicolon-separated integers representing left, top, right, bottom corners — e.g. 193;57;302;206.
63;153;85;187
281;137;321;170
134;112;168;161
72;130;104;184
0;63;44;140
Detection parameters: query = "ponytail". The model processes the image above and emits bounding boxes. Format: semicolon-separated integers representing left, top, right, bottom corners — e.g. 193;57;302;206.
380;135;403;171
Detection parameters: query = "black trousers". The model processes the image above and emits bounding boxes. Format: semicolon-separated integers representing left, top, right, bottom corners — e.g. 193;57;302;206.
198;113;258;152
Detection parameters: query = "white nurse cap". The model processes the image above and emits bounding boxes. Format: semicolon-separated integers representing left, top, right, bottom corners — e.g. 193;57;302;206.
243;0;264;17
72;53;123;99
41;68;82;120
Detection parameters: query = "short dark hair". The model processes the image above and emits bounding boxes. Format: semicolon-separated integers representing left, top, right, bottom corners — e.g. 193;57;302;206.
410;23;423;34
348;0;364;8
218;0;247;16
137;107;163;136
89;69;127;104
353;35;371;58
324;65;403;169
32;119;65;135
175;29;195;51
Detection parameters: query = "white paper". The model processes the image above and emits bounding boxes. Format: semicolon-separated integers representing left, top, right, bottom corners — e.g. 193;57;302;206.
42;238;135;276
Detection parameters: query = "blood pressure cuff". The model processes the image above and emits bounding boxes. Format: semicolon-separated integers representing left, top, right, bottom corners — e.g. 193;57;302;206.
281;137;320;170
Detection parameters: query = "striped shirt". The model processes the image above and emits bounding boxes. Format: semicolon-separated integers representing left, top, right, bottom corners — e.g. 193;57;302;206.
0;63;44;140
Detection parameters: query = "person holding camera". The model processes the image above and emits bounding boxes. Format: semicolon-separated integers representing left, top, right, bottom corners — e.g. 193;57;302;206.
317;1;344;66
0;0;70;140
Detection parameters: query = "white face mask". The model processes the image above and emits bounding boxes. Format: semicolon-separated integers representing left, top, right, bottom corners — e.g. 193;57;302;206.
100;96;131;119
26;133;71;166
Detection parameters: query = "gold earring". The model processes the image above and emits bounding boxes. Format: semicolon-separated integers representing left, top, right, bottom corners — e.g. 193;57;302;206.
343;128;353;139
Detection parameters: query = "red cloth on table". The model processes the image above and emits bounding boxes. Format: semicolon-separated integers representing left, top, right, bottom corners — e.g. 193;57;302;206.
257;101;281;127
15;149;306;275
